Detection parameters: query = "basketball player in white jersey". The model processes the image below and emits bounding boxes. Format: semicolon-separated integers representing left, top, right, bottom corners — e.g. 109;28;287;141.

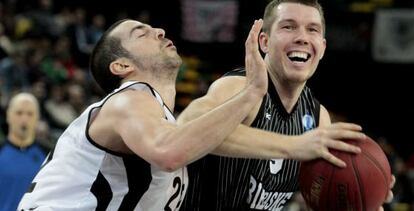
178;0;394;210
18;19;268;210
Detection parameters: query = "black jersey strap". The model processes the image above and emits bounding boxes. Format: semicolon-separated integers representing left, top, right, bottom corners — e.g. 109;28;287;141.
314;98;320;127
222;67;246;77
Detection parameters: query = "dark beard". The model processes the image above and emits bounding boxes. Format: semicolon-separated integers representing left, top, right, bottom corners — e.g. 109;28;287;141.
132;53;182;81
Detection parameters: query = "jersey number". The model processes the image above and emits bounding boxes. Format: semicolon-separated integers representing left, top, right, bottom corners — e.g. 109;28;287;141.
164;176;185;211
269;159;283;174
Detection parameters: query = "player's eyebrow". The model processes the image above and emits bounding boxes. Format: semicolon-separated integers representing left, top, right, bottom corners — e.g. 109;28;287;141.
129;25;147;38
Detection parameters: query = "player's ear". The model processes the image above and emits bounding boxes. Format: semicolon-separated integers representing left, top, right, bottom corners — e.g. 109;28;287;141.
259;32;269;53
319;38;327;60
110;58;134;77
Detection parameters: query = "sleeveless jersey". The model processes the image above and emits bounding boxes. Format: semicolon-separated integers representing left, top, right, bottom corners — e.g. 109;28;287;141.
19;81;188;211
181;68;319;211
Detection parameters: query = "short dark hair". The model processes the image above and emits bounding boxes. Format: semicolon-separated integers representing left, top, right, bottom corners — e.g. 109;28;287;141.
89;19;134;94
262;0;325;36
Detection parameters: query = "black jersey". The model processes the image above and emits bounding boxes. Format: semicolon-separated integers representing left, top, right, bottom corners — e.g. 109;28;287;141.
181;68;320;211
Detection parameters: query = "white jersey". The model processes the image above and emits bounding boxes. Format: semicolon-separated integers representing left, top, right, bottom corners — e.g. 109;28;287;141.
19;81;188;211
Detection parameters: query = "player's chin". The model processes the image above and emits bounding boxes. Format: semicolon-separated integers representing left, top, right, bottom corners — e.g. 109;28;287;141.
286;73;310;84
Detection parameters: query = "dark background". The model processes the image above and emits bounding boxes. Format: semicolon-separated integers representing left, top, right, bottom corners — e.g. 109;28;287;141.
7;0;414;158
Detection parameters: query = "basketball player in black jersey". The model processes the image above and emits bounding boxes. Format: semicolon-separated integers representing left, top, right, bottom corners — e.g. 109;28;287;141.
178;0;394;210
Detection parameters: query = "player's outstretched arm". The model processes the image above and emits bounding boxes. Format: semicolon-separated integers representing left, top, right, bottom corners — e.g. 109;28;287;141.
179;86;365;167
107;20;267;172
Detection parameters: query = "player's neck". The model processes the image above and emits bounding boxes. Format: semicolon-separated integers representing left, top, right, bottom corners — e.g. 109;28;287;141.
124;74;177;111
268;71;305;113
150;82;176;111
145;74;176;111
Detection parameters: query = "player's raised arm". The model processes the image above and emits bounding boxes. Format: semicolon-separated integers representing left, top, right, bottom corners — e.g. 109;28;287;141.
111;20;268;171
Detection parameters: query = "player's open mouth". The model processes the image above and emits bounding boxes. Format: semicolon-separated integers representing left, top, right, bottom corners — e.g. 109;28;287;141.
287;51;310;63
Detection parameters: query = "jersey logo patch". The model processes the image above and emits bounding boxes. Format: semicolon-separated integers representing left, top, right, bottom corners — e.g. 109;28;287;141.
301;114;314;131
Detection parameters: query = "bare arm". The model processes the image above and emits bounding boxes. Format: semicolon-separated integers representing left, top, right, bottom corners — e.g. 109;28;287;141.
178;78;365;167
319;104;332;126
111;86;263;172
179;76;293;159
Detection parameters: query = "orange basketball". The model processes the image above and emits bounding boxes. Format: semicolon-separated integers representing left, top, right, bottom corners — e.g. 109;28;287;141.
299;136;391;211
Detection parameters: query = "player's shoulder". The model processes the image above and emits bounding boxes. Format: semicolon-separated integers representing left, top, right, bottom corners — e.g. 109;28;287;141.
111;88;158;107
204;67;248;101
103;88;163;118
211;68;247;89
0;139;11;152
208;73;246;101
301;86;319;104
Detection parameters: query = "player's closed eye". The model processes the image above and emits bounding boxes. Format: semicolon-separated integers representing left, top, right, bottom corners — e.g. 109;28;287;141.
282;25;294;30
308;27;320;33
137;33;146;38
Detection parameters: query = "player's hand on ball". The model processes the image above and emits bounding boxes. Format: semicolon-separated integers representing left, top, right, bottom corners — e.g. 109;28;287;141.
289;122;364;167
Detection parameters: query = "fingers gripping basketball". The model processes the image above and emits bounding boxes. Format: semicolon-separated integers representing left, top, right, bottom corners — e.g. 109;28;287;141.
299;136;392;211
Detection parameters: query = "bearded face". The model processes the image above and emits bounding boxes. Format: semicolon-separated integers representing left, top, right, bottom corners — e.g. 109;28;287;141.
113;20;182;80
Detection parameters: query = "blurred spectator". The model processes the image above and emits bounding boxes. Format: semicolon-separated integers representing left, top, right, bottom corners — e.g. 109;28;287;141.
0;22;13;57
379;136;414;211
26;0;61;37
66;8;93;67
0;44;30;104
30;79;48;108
87;14;105;45
44;84;77;129
53;6;74;35
35;119;54;151
67;83;86;115
392;157;414;211
38;36;72;83
0;93;47;211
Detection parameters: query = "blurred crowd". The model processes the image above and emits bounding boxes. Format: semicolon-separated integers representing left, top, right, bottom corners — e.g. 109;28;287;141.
0;0;215;145
0;0;108;145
